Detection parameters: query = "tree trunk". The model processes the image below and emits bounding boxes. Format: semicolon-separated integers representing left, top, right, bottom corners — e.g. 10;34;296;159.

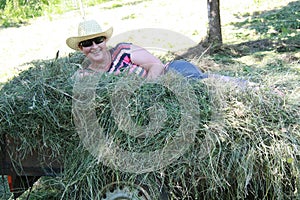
207;0;222;46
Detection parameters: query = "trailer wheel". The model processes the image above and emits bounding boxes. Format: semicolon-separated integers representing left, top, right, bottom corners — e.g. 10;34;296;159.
100;181;168;200
100;182;150;200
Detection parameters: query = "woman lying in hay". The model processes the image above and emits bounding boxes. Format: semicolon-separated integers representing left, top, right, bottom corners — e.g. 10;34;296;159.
66;19;250;87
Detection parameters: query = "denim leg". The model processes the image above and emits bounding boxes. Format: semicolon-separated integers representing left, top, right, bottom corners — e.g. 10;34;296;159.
209;74;249;88
166;60;249;88
167;60;208;80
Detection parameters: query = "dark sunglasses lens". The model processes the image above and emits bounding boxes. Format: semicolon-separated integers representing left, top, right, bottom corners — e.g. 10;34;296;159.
80;40;93;47
94;37;106;44
80;37;106;47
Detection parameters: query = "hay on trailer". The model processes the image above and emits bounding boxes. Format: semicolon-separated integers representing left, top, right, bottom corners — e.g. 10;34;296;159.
0;52;84;162
0;52;299;199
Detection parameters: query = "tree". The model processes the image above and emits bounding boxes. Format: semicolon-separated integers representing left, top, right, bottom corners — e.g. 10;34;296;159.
162;0;224;59
206;0;222;46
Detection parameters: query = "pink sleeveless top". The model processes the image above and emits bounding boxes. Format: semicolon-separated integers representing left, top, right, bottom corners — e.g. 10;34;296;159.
107;43;148;77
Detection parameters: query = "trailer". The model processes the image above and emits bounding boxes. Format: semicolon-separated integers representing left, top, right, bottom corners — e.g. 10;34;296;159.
1;133;170;200
1;133;63;199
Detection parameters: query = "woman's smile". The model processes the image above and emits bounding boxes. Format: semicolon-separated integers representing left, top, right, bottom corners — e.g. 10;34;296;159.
90;48;102;56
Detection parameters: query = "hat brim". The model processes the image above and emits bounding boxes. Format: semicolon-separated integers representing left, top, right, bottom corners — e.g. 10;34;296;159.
66;27;113;50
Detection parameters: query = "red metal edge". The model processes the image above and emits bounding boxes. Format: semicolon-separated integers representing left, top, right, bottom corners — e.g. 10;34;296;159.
7;175;13;192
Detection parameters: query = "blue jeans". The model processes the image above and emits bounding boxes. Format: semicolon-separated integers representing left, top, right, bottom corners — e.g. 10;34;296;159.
166;60;208;80
167;60;248;87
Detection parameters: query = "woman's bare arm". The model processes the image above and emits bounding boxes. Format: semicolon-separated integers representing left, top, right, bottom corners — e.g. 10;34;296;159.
130;44;165;79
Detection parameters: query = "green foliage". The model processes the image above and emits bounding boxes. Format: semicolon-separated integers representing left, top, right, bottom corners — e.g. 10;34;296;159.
231;1;300;42
0;0;46;27
0;0;108;27
86;0;108;7
121;13;136;20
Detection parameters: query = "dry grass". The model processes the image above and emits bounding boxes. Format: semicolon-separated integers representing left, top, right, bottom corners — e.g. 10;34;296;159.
0;50;299;199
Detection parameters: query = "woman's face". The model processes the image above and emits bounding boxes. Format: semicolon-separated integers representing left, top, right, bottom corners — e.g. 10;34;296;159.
79;36;109;63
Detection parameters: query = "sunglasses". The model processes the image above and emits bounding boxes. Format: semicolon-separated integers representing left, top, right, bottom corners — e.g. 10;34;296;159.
79;36;106;48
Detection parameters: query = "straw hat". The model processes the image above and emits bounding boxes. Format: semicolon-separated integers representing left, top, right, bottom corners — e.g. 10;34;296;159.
66;19;113;50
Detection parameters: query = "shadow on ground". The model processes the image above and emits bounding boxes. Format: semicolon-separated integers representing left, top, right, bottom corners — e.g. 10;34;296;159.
177;0;300;60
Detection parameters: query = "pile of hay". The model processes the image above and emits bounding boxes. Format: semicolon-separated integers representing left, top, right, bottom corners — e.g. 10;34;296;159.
0;52;299;199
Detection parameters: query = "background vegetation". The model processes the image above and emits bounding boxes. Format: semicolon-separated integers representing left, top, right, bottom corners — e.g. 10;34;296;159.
0;0;108;27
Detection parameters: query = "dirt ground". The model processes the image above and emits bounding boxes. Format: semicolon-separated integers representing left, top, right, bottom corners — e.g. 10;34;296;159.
0;0;210;83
